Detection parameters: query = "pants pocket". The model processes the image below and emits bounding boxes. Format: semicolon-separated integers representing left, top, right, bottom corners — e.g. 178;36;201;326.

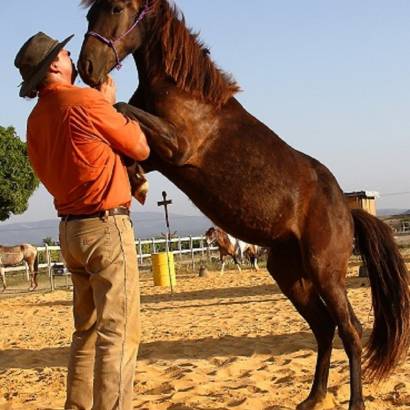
119;217;136;247
69;220;116;274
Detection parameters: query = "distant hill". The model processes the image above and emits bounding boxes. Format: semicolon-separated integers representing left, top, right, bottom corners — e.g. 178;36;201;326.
4;208;408;246
377;208;408;217
0;212;213;246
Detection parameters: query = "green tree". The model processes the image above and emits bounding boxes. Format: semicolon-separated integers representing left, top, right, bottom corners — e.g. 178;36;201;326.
42;236;56;246
0;126;39;221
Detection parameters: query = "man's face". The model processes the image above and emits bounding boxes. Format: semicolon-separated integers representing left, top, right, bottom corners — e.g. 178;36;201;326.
55;49;78;84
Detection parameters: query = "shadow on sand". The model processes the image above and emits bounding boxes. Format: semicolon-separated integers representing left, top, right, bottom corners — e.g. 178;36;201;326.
0;331;315;370
0;327;372;371
141;283;282;304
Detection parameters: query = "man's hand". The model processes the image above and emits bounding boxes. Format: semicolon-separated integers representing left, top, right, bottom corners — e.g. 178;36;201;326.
97;75;116;105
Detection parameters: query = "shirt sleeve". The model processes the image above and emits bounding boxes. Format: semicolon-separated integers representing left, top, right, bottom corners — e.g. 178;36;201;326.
26;129;39;177
72;89;148;161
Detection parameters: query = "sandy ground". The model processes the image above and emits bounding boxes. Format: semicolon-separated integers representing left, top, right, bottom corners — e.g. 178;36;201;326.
0;267;409;410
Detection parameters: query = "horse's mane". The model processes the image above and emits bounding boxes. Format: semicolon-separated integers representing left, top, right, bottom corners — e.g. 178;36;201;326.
147;0;240;106
81;0;240;106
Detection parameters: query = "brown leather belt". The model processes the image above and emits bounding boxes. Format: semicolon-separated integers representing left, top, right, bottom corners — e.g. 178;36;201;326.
60;207;129;222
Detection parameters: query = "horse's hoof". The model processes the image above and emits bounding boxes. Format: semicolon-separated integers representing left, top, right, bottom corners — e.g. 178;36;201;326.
296;395;327;410
296;401;315;410
349;401;365;410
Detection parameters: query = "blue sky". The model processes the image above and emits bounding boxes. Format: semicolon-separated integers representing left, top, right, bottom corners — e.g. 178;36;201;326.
1;0;409;223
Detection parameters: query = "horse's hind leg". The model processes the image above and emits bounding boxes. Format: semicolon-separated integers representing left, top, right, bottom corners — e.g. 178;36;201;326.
252;256;259;271
267;240;335;410
312;274;364;410
348;300;363;339
0;267;6;291
233;255;242;272
303;233;364;409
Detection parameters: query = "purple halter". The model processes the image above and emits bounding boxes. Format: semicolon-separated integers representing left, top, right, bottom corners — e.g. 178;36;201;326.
86;2;150;70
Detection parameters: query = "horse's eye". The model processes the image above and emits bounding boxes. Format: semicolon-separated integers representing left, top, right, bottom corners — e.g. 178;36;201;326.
112;6;123;14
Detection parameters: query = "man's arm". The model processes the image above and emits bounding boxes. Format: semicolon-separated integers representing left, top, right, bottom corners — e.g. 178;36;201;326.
85;77;150;161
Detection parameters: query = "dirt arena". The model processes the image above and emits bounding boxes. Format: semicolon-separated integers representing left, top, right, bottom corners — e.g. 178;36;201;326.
1;267;409;410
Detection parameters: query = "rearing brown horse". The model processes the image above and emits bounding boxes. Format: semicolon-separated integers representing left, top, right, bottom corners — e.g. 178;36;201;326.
78;1;410;409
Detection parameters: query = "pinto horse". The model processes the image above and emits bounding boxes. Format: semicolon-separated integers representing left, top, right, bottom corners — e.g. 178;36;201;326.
205;227;259;272
0;244;39;291
78;1;410;409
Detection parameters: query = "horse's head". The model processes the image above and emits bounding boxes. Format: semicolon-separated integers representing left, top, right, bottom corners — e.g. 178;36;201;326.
78;0;149;87
204;227;217;246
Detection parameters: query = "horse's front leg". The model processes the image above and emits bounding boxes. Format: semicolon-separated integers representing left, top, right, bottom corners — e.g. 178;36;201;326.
232;255;242;272
233;255;242;272
124;161;149;204
0;267;6;292
24;261;30;282
220;253;225;275
30;268;38;291
114;103;190;166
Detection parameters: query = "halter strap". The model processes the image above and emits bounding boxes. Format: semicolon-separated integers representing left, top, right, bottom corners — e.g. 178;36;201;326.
86;2;150;70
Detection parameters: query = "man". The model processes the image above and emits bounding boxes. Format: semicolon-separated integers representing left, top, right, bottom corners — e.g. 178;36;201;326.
15;32;149;410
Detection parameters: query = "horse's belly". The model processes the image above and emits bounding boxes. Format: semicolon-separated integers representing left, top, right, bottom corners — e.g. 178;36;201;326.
0;256;23;266
169;167;297;246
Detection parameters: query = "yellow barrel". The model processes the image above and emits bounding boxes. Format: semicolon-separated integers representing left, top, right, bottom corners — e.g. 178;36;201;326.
151;252;176;287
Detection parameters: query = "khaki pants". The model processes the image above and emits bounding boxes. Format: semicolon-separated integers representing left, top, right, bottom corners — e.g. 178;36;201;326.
59;215;140;410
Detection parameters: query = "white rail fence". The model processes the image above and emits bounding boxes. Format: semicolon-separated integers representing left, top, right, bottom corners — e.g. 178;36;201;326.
3;236;218;290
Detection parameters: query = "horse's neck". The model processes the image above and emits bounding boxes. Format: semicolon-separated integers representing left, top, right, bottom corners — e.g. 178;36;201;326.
218;232;237;254
226;234;237;248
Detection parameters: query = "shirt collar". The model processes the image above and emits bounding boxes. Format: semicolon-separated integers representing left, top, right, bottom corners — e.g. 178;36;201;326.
39;82;75;98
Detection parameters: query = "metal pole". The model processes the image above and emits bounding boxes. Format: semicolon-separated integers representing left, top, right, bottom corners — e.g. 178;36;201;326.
157;191;174;293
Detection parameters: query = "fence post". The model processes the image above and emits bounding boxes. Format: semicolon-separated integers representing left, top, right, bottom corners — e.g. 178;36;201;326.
178;237;182;260
151;237;156;254
45;244;54;291
138;239;143;266
190;236;194;271
200;237;205;257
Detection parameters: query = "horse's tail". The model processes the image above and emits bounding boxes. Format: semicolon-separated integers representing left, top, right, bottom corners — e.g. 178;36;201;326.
352;209;410;381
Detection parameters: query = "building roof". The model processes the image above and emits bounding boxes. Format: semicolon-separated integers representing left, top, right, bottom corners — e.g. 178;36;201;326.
344;190;380;199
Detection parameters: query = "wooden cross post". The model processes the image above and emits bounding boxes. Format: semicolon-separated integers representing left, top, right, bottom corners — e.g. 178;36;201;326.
157;191;174;293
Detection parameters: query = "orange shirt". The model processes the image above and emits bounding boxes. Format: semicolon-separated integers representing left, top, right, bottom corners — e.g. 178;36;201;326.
27;82;148;215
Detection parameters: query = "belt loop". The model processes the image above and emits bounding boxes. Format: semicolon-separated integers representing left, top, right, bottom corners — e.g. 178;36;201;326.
103;210;109;222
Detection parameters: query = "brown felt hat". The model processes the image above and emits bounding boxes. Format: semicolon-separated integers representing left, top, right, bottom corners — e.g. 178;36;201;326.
15;32;74;98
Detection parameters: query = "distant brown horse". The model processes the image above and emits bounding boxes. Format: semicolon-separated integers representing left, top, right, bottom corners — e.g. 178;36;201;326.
205;227;260;272
0;244;39;291
78;1;410;409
